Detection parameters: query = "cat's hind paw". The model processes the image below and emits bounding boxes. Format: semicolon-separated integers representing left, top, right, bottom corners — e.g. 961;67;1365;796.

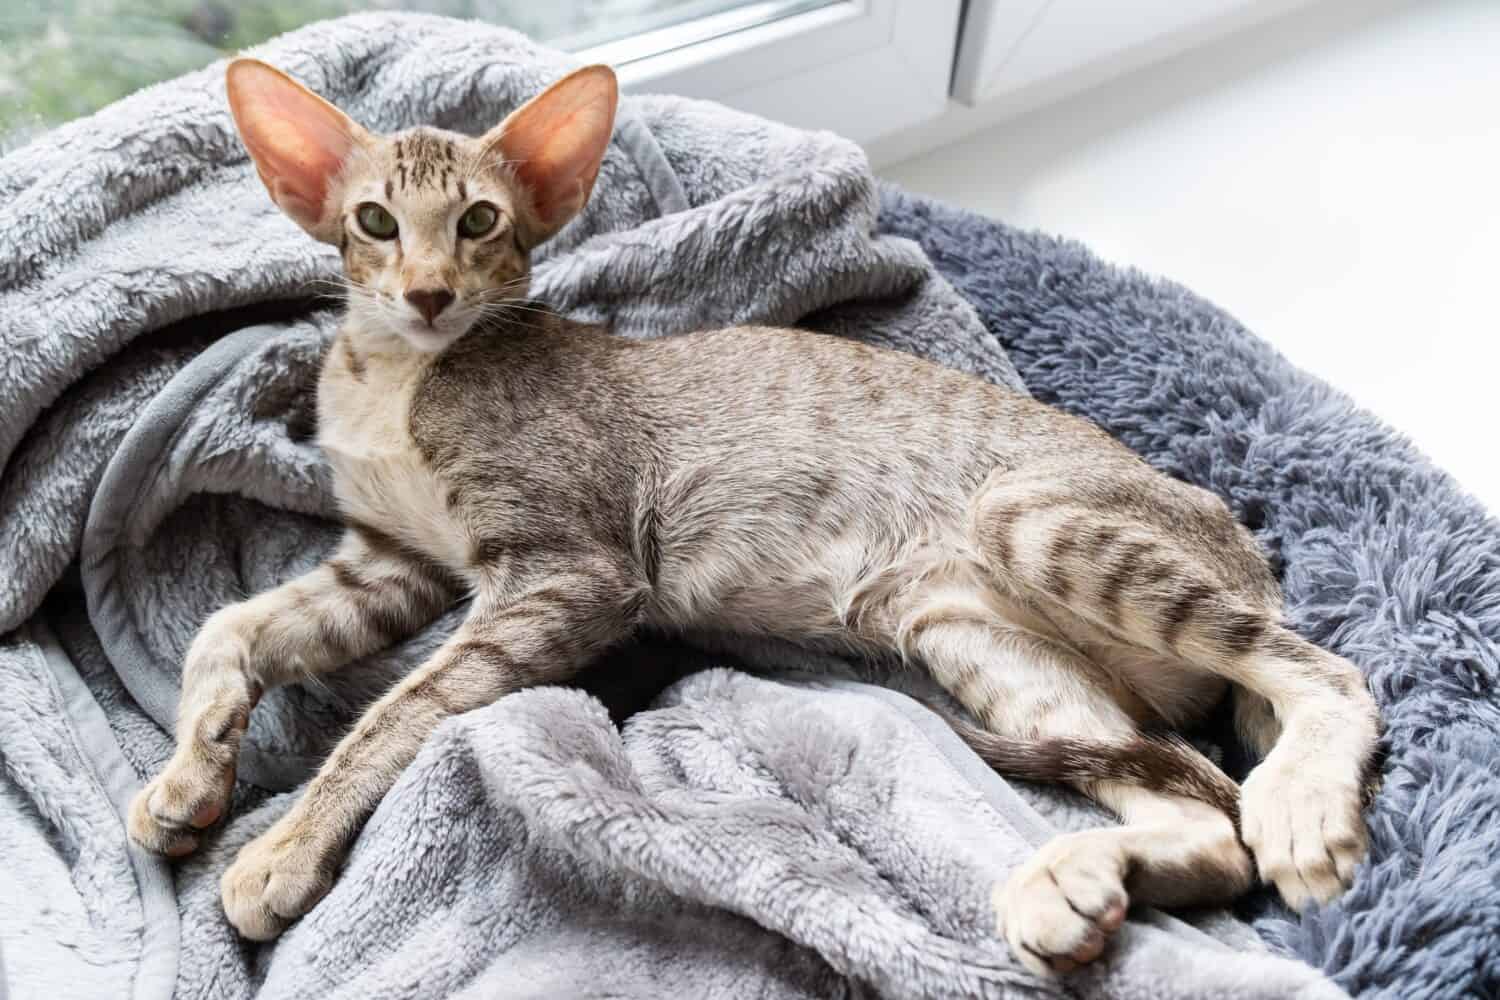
1241;753;1366;911
996;831;1129;976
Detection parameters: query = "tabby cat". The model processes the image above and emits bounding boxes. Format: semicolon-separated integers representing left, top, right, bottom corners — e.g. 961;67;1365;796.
128;58;1379;975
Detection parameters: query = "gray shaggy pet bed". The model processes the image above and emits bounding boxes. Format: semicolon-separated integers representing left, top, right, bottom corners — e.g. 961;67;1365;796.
877;184;1499;999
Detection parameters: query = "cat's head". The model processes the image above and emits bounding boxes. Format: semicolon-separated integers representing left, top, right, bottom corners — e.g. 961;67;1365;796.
225;58;617;352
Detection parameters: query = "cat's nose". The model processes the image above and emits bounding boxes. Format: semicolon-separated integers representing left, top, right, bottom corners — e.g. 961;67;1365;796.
405;287;455;325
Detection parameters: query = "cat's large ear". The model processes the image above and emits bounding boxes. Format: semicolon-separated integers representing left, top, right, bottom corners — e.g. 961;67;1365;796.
225;58;369;242
487;65;618;246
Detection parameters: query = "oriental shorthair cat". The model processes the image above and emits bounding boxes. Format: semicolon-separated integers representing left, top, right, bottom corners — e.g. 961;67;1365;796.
129;58;1380;975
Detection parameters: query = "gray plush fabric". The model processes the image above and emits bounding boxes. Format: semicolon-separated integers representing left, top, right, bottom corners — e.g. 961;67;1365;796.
1;12;1356;1000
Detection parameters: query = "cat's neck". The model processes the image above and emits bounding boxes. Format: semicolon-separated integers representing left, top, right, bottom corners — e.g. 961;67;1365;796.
317;321;441;445
327;322;439;386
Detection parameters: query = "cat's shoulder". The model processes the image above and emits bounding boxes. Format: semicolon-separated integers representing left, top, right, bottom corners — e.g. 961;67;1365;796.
404;310;624;457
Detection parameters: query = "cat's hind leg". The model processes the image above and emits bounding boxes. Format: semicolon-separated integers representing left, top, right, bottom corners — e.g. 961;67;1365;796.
968;463;1379;911
1231;688;1281;759
886;587;1249;975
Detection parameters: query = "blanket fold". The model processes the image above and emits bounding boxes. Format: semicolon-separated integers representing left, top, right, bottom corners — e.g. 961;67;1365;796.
0;12;1369;1000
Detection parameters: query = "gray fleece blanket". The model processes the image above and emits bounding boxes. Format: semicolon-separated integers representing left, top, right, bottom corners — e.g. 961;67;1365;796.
0;12;1371;1000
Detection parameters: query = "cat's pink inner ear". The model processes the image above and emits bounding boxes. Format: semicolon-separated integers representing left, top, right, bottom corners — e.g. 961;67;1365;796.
496;65;619;241
226;59;363;234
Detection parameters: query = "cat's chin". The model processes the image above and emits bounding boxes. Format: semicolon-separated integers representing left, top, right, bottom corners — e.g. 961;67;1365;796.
396;323;469;354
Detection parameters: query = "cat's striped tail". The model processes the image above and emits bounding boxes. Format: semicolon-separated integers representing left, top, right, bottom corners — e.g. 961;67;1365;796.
932;707;1242;826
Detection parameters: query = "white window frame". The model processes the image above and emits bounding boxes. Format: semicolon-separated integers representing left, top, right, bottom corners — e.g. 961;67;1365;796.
576;0;962;147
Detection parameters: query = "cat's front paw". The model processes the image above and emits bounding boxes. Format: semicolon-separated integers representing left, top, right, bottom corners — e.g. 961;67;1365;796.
129;745;239;857
1241;751;1367;911
129;780;205;858
130;677;255;857
221;824;336;940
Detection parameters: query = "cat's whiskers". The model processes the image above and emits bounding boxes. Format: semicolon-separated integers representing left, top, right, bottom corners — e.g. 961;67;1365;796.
302;275;361;304
469;292;541;312
485;306;555;325
470;302;553;334
471;303;547;324
470;292;551;315
469;276;532;298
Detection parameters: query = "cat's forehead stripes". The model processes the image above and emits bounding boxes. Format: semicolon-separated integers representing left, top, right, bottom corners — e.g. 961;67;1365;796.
392;129;464;194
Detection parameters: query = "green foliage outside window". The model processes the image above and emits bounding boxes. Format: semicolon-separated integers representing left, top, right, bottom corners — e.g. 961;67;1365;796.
0;0;672;149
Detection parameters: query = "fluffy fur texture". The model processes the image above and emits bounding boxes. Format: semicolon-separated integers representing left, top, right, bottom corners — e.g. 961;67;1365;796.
11;610;1350;1000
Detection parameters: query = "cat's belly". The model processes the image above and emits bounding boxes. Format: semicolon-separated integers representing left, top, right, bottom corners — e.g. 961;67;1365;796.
640;455;979;642
646;527;923;641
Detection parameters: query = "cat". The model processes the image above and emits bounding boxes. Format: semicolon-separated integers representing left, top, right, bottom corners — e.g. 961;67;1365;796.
128;57;1380;975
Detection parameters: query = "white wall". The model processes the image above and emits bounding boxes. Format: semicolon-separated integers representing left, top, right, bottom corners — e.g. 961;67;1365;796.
879;0;1500;510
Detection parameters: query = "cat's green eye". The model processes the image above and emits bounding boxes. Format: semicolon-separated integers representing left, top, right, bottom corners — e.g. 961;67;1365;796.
458;202;499;239
356;202;398;239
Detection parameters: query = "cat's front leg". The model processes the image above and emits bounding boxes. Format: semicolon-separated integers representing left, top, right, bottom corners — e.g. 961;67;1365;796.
129;526;456;857
220;558;643;940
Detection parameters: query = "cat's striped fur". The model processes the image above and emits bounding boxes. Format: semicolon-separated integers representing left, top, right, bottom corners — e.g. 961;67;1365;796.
128;59;1380;976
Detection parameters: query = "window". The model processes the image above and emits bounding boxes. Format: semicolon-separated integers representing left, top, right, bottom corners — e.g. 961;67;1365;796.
558;0;834;51
0;0;958;150
2;2;1325;163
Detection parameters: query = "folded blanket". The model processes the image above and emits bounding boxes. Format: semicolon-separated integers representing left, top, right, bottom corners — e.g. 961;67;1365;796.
0;12;1347;1000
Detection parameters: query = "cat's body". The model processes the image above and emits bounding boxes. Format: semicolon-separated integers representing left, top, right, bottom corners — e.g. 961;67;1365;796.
128;60;1380;976
331;316;1230;726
